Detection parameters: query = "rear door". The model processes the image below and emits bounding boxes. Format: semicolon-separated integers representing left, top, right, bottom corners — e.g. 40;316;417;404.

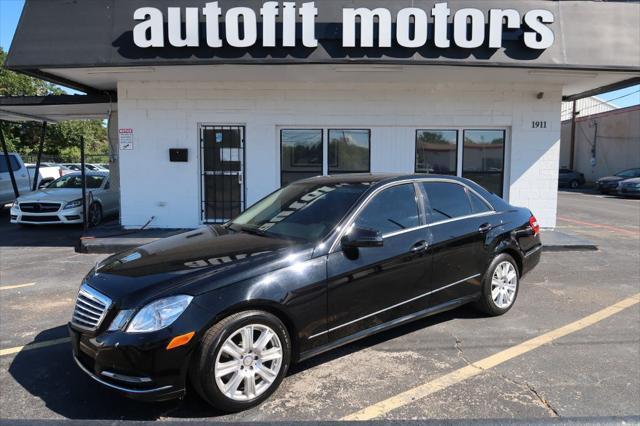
420;181;497;307
326;183;431;341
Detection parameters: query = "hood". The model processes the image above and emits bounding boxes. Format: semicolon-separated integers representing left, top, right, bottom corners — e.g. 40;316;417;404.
18;188;82;203
622;178;640;184
597;176;624;183
88;226;311;306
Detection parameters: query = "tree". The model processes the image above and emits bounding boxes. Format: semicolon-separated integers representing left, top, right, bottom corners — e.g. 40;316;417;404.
0;47;108;160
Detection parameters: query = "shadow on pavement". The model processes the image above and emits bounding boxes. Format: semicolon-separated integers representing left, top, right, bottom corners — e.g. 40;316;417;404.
0;206;83;248
8;306;482;420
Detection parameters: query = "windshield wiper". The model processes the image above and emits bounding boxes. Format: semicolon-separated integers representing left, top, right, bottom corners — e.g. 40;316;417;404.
237;225;268;237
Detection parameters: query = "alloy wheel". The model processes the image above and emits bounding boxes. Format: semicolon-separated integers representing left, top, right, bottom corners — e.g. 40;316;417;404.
214;324;283;401
491;261;518;309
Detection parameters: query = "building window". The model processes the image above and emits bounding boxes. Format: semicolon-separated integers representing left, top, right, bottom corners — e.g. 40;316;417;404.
462;130;506;197
281;129;323;186
328;129;370;174
415;130;458;175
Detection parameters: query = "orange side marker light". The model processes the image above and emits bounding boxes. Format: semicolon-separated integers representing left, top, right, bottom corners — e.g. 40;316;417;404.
166;332;195;350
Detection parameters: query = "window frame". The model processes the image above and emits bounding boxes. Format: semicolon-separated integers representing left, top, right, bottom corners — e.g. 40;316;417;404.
329;177;496;254
353;182;424;238
414;129;459;175
327;128;372;175
280;128;324;187
461;129;507;198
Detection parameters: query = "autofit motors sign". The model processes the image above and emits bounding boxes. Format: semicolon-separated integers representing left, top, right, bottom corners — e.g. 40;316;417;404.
132;2;554;51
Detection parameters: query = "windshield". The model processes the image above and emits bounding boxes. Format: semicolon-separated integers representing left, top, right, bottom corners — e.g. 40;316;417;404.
229;182;371;242
615;169;639;178
48;175;105;189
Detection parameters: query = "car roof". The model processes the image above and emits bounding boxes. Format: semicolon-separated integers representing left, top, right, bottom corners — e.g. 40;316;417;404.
62;171;110;177
295;173;474;186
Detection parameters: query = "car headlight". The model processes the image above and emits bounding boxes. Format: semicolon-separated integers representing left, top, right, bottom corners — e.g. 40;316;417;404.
63;199;83;210
126;295;193;333
11;201;20;210
108;309;134;331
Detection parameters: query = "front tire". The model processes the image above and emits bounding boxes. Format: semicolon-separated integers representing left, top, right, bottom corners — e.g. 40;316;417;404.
190;310;291;412
475;254;519;316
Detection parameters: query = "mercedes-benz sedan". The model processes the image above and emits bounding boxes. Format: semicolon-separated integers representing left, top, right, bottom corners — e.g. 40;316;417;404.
69;174;542;412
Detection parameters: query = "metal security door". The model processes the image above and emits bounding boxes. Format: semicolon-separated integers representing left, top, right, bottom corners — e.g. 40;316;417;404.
201;125;245;223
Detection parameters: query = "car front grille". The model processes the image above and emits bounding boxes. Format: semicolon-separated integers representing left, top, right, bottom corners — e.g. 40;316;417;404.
21;215;61;222
19;202;61;213
71;284;112;332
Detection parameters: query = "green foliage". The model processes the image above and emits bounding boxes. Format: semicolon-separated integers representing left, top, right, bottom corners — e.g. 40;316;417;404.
0;47;108;159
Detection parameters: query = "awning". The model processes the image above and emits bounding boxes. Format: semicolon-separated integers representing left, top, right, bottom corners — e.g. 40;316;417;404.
0;94;114;123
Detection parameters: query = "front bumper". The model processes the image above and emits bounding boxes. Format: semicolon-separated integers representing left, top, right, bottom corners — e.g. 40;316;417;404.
596;182;620;193
10;206;83;225
620;187;640;197
69;322;195;402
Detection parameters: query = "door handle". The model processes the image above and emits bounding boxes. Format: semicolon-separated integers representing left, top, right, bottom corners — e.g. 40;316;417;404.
478;223;493;233
411;241;428;253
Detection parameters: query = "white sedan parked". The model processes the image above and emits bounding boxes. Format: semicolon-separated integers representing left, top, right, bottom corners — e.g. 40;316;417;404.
10;172;119;227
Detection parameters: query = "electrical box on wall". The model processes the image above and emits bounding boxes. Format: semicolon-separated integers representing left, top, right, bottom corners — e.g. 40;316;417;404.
169;149;188;162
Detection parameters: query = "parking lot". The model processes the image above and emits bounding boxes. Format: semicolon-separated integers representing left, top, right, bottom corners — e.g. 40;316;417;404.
0;190;638;423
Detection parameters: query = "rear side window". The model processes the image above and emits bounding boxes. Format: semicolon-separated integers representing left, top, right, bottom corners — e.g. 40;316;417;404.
0;155;21;173
422;182;472;222
467;190;493;214
356;184;420;235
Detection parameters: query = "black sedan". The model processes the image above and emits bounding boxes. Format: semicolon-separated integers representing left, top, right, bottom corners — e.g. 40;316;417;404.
69;174;542;412
596;168;640;194
558;168;585;189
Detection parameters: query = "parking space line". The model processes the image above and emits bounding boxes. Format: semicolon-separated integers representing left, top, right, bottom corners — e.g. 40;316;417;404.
342;293;640;421
557;216;639;237
0;337;71;357
0;283;35;291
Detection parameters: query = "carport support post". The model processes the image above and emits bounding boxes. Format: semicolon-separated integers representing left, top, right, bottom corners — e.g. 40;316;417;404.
0;121;20;199
32;121;48;191
81;136;88;231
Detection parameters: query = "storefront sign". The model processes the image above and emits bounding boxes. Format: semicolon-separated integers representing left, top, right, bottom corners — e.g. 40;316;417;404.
133;2;554;51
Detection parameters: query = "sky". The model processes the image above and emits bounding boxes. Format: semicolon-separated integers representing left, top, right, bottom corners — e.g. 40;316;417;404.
1;0;639;107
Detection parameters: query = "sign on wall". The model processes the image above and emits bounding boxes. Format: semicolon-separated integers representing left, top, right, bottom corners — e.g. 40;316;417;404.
133;2;554;51
119;128;134;150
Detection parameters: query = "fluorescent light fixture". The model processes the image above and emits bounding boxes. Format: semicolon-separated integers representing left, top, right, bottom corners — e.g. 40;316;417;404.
528;70;599;78
332;65;405;73
87;67;156;75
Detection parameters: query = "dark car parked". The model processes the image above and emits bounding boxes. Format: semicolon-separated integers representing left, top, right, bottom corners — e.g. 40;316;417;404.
69;174;542;412
558;168;585;189
596;168;640;194
619;178;640;198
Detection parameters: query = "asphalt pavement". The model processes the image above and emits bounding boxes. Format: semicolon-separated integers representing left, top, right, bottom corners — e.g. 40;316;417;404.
0;190;638;423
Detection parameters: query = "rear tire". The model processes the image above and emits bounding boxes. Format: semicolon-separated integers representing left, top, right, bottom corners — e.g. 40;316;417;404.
475;253;520;316
88;203;102;227
569;180;580;189
190;310;291;413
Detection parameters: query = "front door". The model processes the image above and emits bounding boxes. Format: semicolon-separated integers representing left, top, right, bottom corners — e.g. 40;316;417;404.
201;125;245;223
326;183;431;342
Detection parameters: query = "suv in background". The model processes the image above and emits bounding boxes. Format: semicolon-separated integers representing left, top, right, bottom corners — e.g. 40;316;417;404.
558;168;586;189
1;153;31;206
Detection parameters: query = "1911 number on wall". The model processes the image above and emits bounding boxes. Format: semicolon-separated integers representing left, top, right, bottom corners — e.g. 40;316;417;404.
532;121;548;129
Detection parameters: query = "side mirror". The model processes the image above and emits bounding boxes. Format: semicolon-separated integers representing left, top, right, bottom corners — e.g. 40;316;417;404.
341;226;384;249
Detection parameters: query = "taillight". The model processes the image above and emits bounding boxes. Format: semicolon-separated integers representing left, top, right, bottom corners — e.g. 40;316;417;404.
529;215;540;235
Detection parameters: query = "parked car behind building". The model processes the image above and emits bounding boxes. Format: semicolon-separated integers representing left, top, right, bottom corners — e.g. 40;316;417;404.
558;168;586;189
10;171;118;226
596;168;640;194
619;178;640;198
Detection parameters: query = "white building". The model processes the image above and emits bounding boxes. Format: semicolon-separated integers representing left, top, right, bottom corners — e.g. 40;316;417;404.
4;0;640;229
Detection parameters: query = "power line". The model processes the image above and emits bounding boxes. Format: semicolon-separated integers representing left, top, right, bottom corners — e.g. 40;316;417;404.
599;89;640;105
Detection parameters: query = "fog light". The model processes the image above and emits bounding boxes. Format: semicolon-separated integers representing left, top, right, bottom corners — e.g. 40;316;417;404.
166;332;195;350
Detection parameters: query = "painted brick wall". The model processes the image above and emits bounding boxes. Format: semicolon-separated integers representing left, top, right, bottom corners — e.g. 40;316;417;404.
117;79;561;229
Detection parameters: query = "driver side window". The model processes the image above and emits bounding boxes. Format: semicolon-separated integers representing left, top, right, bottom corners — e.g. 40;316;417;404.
355;184;420;235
